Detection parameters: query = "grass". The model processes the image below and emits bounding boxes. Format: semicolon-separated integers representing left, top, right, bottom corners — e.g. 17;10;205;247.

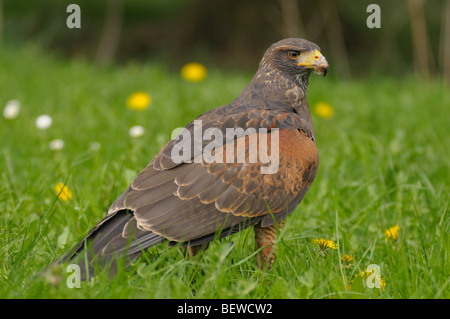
0;44;449;299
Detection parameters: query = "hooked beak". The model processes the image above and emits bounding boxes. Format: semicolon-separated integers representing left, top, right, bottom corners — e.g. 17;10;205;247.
314;54;328;77
296;49;329;77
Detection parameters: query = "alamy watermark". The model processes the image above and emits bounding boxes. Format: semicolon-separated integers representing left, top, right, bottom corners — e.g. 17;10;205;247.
66;4;81;29
66;3;380;30
66;264;81;288
170;120;280;174
365;264;382;289
366;4;381;29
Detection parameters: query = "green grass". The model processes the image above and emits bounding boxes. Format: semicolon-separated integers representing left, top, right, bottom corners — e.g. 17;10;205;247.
0;44;449;299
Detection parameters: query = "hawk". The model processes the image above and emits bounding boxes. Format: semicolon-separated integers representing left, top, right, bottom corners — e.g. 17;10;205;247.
55;38;328;279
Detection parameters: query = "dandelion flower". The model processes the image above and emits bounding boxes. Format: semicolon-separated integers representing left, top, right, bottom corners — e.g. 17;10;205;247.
129;125;144;138
351;268;387;291
341;254;354;264
36;114;53;130
180;62;207;82
380;277;387;291
314;102;334;119
54;182;72;201
312;238;338;250
3;100;21;119
385;224;399;241
126;92;151;111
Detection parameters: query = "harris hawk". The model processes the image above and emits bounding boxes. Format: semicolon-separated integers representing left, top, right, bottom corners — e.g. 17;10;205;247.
55;38;328;279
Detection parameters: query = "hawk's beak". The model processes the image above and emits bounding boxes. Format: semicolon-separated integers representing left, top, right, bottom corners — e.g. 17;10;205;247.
297;49;328;77
314;54;328;77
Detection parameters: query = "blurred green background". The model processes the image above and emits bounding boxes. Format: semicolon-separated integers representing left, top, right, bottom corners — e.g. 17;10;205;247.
1;0;449;80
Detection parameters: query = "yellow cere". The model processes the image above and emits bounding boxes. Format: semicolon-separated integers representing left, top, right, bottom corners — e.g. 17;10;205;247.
54;182;72;201
180;62;207;82
296;49;322;66
313;49;322;61
126;92;152;111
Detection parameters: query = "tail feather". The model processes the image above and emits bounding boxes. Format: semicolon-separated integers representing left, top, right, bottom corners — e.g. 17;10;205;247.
54;210;164;280
48;210;260;280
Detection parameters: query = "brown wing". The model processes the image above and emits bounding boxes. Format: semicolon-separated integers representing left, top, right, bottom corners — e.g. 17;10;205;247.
109;127;318;243
154;101;315;171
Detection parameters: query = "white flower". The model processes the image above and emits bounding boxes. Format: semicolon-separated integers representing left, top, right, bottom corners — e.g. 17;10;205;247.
49;139;64;151
129;125;144;138
36;114;53;130
89;142;101;151
3;100;21;119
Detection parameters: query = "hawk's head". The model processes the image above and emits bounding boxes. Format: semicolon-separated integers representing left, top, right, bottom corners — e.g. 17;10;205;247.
260;38;328;85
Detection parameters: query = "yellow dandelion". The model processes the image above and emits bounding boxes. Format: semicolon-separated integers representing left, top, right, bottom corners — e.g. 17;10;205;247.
312;238;338;250
341;254;354;264
180;62;207;82
314;102;334;119
385;224;400;241
351;269;387;291
126;92;151;111
380;277;387;291
54;182;72;201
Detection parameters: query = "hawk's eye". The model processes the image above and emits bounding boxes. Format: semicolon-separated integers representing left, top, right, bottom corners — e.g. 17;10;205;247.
288;50;301;59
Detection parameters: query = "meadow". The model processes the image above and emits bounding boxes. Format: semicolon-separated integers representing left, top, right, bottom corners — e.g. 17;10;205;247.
0;44;448;299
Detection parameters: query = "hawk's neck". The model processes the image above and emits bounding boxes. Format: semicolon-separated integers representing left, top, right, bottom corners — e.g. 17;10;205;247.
233;67;310;115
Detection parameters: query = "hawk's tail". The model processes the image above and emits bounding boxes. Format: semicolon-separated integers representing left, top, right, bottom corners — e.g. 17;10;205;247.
50;210;164;280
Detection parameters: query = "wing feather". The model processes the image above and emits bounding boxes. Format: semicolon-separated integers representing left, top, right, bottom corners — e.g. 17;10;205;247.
107;116;318;247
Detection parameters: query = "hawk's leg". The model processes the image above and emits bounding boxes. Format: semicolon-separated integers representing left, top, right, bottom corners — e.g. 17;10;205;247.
254;219;285;270
182;243;210;258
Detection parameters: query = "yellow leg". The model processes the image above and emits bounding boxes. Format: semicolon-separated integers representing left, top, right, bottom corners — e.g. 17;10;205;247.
254;219;285;270
182;243;209;258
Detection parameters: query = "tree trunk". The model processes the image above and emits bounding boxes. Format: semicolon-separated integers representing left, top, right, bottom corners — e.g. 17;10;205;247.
95;0;124;64
407;0;431;78
440;0;450;82
279;0;305;38
0;0;3;45
318;0;351;79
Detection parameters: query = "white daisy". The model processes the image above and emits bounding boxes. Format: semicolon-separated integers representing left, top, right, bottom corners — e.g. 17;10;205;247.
49;139;64;151
89;142;101;151
3;100;21;119
36;114;53;130
129;125;144;138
